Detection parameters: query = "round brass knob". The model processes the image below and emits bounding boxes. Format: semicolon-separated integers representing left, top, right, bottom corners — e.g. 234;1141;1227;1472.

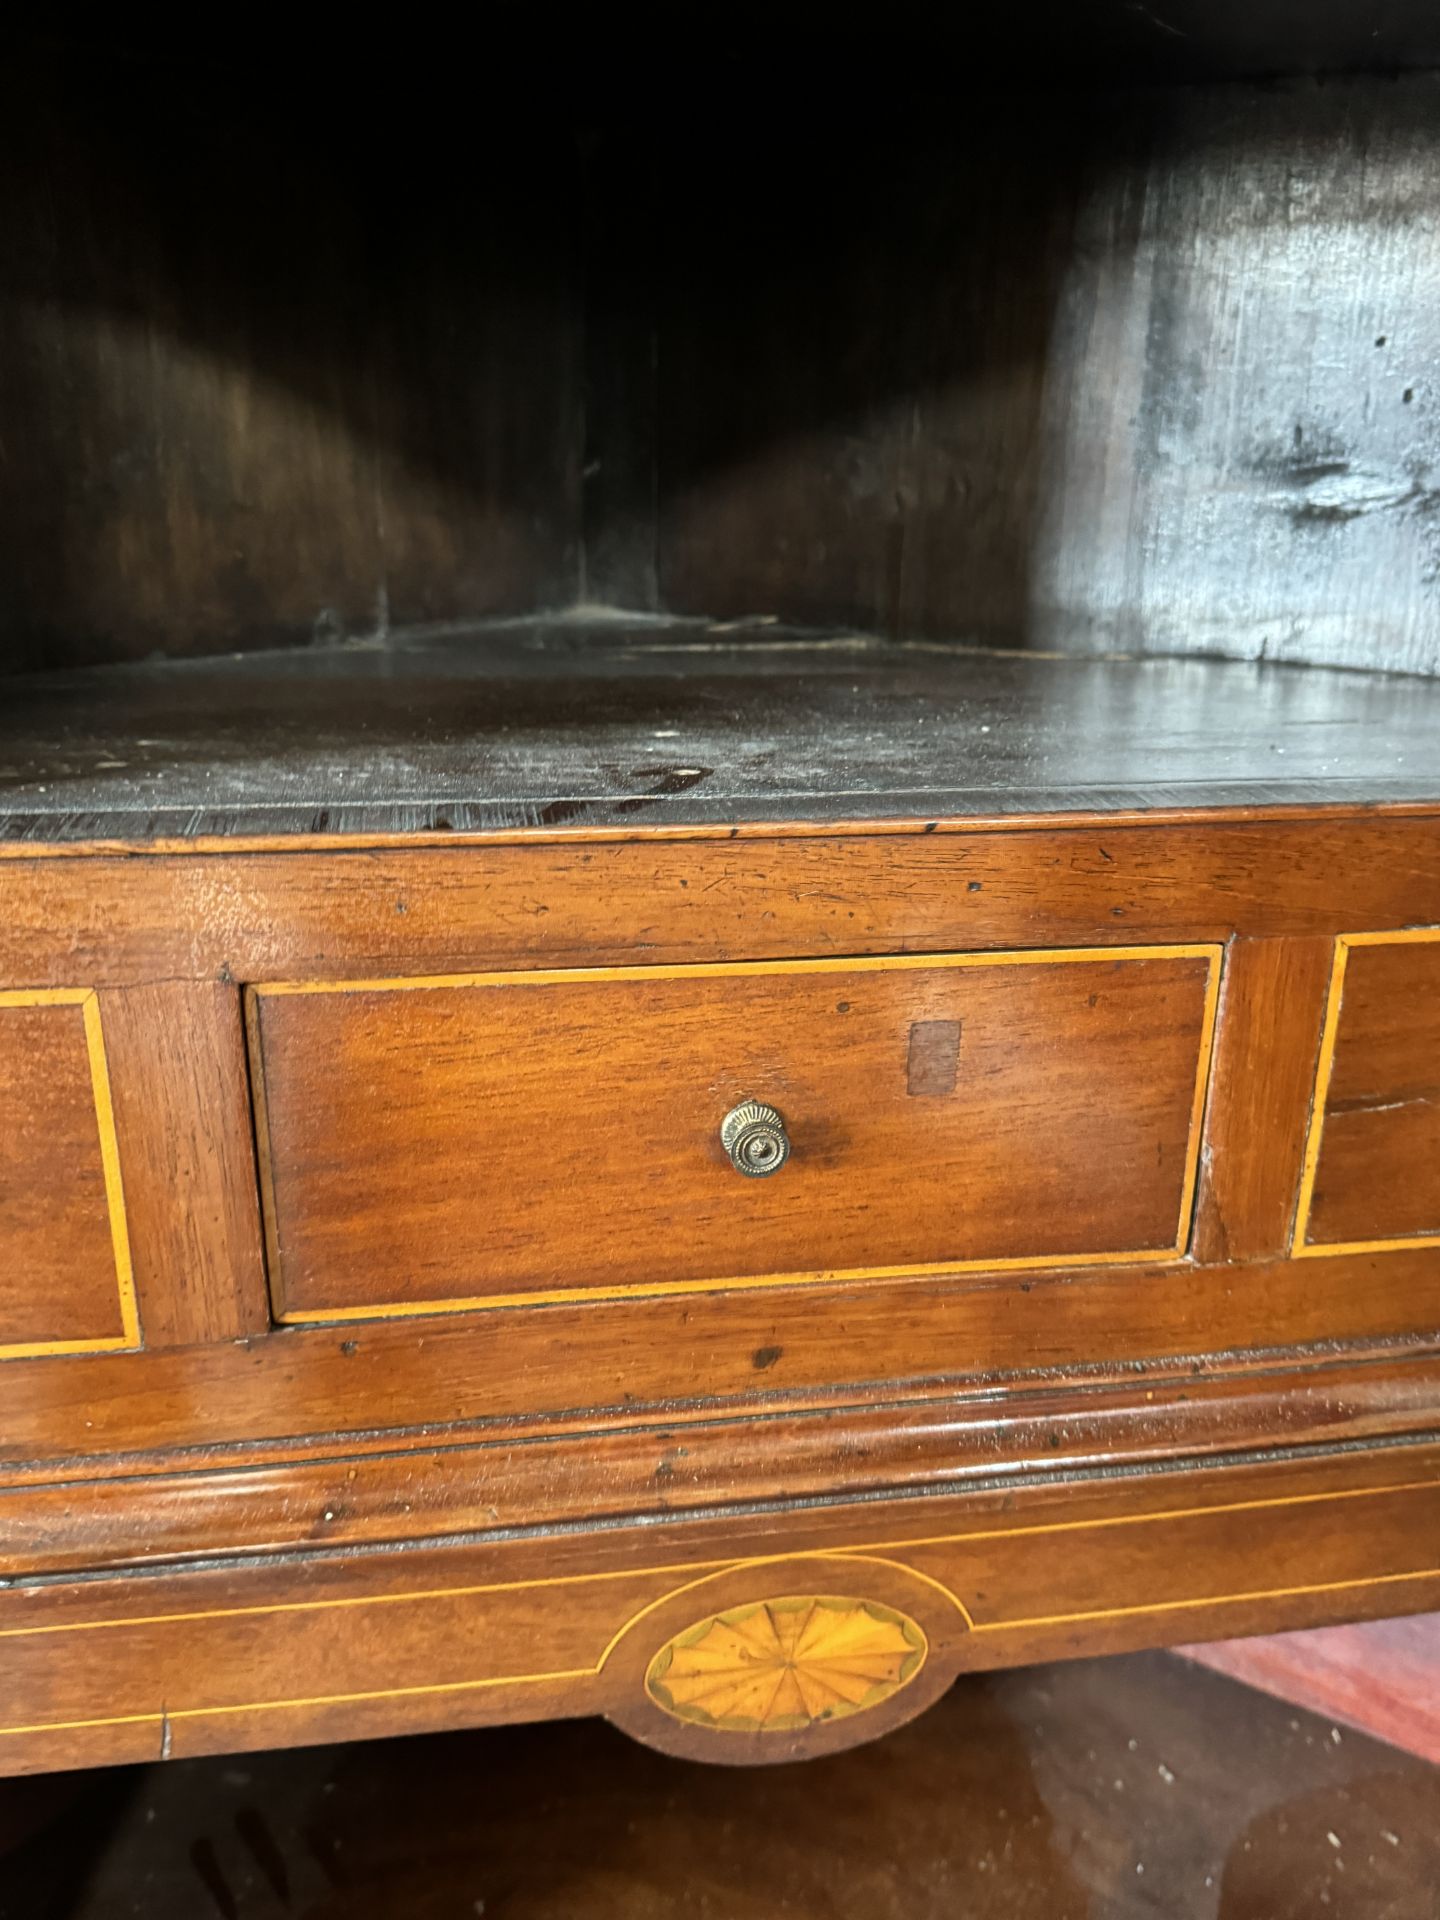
720;1100;791;1178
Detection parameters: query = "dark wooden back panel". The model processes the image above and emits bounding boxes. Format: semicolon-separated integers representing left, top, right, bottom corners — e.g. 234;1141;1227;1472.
2;39;1437;680
651;75;1440;674
0;39;582;673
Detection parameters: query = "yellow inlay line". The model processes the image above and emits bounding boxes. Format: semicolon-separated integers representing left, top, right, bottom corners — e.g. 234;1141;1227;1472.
1298;1233;1440;1257
6;1559;1439;1743
271;1248;1192;1325
0;1669;596;1742
1292;927;1440;1259
0;988;95;1007
82;993;140;1349
594;1551;977;1670
971;1564;1440;1634
249;945;1223;998
0;990;139;1360
3;1472;1439;1740
1290;936;1350;1256
255;943;1222;1323
4;1469;1435;1643
1180;947;1223;1252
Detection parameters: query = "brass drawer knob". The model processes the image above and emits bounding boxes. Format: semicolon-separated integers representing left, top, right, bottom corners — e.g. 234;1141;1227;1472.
720;1100;791;1178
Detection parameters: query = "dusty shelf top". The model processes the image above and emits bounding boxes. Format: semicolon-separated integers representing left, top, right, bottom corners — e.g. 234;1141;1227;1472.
1;617;1438;842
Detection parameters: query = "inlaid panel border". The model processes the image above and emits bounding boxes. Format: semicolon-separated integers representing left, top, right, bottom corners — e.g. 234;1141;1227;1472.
247;944;1224;1325
0;989;139;1359
1293;928;1440;1258
0;1469;1435;1743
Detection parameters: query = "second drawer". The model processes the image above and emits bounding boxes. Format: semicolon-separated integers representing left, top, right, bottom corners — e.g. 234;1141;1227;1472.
248;945;1221;1322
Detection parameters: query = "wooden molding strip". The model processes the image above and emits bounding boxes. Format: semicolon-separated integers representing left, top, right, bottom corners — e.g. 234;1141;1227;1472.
5;1250;1440;1473
3;1461;1439;1750
3;797;1440;861
8;819;1440;995
3;1351;1437;1577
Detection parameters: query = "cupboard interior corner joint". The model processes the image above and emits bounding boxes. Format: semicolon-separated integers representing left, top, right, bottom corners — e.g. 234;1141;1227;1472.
3;9;1440;1776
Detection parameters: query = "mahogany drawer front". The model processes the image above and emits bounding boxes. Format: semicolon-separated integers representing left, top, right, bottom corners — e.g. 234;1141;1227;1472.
249;946;1221;1323
1297;930;1440;1253
0;992;136;1359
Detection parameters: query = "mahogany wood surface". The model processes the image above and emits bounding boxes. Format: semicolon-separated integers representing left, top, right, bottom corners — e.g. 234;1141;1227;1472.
0;40;583;676
9;41;1440;693
2;1250;1439;1474
0;995;132;1356
2;1442;1438;1775
251;950;1216;1318
9;39;1440;692
6;28;1440;1792
2;1354;1436;1580
1303;933;1440;1250
1191;935;1334;1264
101;983;268;1346
7;816;1440;991
1;807;1439;1777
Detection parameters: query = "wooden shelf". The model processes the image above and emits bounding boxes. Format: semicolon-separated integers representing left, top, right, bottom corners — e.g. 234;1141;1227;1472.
3;618;1440;844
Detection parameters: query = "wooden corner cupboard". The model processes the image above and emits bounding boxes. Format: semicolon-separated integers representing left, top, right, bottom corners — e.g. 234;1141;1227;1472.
3;12;1440;1775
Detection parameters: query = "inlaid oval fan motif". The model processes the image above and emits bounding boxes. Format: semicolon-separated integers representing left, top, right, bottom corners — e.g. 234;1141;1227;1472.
645;1594;927;1732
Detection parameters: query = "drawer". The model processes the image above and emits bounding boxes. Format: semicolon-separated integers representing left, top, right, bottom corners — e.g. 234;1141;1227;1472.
1297;930;1440;1252
249;946;1221;1322
0;992;137;1358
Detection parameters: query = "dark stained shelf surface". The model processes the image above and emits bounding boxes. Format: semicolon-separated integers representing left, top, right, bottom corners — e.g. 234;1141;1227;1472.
1;618;1439;843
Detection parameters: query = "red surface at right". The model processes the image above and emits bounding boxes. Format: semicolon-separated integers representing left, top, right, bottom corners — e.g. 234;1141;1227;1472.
1181;1612;1440;1765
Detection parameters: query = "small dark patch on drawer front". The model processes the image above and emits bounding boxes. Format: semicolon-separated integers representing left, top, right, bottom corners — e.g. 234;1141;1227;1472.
907;1020;961;1097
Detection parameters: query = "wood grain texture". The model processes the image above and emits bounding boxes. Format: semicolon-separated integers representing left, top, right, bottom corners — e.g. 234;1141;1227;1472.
2;53;1438;686
99;985;268;1346
653;77;1440;676
6;817;1440;991
1;1441;1437;1775
1028;75;1440;674
0;41;581;674
655;115;1074;644
1192;936;1334;1263
0;995;134;1356
6;22;1440;1790
7;628;1440;845
1301;932;1440;1249
3;1353;1437;1579
250;949;1217;1319
3;1247;1439;1473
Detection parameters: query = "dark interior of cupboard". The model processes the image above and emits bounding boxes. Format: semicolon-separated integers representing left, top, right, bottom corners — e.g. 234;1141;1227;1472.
4;6;1440;706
